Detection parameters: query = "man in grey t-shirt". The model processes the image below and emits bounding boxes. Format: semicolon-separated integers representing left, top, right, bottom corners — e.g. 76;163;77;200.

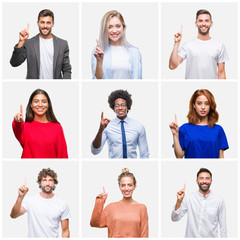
169;9;228;79
10;9;72;79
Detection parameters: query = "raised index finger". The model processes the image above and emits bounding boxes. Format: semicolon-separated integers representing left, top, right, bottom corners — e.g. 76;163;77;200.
24;177;27;187
183;183;186;191
20;104;23;114
174;114;177;123
26;23;29;32
96;39;100;48
101;112;104;120
103;186;106;193
180;25;183;34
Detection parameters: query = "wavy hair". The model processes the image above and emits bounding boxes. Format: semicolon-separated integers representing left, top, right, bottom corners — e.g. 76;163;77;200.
187;89;218;128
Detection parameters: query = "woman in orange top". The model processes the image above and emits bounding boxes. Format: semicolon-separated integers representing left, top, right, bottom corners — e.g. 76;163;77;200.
90;168;148;238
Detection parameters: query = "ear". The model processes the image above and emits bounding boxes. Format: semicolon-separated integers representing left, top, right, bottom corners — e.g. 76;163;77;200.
193;103;196;109
210;21;213;28
195;21;198;27
133;185;136;190
52;21;55;27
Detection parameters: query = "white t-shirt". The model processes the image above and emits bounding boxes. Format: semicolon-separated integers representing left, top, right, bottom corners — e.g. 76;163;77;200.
178;38;229;79
39;37;54;79
111;46;131;79
22;193;70;237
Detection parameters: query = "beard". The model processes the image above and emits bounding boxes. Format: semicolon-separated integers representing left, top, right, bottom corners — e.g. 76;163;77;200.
41;184;55;193
198;26;210;35
198;182;211;192
39;27;52;37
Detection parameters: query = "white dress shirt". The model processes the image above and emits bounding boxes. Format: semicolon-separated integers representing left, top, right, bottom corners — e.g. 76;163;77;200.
171;191;227;238
91;116;149;158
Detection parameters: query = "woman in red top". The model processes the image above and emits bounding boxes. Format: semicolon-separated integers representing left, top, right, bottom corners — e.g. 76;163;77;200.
12;89;68;158
90;168;148;238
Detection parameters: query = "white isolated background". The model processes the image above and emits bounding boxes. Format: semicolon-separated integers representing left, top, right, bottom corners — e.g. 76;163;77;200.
161;160;238;237
82;160;158;238
161;81;238;158
2;2;79;79
3;81;79;158
81;81;159;158
3;160;79;237
81;2;159;79
161;2;238;79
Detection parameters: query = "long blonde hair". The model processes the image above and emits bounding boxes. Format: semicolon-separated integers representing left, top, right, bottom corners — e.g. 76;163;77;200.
99;10;129;51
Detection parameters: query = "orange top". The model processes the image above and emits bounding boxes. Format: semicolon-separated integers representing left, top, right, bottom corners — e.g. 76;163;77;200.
90;197;149;238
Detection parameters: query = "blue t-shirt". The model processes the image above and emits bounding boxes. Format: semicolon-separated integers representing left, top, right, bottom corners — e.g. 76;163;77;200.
179;123;229;158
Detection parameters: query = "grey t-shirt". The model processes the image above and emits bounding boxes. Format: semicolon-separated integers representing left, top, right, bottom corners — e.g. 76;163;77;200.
39;37;54;79
178;38;228;79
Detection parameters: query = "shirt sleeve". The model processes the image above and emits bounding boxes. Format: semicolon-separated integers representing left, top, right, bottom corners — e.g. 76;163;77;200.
140;205;149;237
12;120;25;147
61;202;71;220
91;130;107;155
138;125;149;158
91;48;97;79
62;41;72;79
217;43;229;63
178;126;186;151
10;44;27;67
56;124;68;158
178;42;187;61
218;126;229;151
131;47;142;79
218;199;227;237
171;197;188;222
90;197;107;228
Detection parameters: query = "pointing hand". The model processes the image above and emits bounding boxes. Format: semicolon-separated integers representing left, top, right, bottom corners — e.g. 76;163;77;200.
14;104;23;123
94;39;104;61
97;186;108;203
174;25;183;43
169;114;179;135
177;183;186;202
18;178;29;198
19;23;29;42
100;112;111;131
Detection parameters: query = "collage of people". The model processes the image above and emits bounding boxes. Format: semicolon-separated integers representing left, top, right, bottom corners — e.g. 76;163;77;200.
0;0;239;239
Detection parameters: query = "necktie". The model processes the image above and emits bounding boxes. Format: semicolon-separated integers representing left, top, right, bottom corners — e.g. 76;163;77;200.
121;120;127;158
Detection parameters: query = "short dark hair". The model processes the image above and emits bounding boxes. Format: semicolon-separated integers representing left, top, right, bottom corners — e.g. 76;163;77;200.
196;9;212;21
197;168;212;179
37;168;58;188
38;9;54;22
108;90;132;111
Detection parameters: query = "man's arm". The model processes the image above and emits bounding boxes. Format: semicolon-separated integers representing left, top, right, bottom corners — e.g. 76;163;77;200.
217;62;226;79
62;41;72;79
169;25;183;70
10;185;28;218
61;219;70;238
218;200;227;237
138;125;149;158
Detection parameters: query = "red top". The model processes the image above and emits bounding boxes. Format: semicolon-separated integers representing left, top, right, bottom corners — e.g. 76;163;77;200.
12;120;68;158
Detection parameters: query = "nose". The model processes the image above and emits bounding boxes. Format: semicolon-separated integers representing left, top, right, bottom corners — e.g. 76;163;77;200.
39;101;43;106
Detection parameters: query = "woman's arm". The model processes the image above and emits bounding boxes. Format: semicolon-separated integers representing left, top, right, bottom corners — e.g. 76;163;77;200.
219;149;224;158
56;125;68;158
140;205;149;237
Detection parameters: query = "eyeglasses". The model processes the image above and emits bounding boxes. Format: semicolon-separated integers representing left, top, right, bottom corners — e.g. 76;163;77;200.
115;103;127;108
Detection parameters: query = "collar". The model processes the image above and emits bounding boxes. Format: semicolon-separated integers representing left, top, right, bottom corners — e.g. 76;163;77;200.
196;190;212;198
115;116;129;124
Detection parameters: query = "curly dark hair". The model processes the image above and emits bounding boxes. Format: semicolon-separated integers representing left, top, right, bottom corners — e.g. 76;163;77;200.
37;168;58;188
108;90;132;110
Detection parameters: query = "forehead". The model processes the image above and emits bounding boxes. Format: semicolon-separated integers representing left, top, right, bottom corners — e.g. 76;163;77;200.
197;14;211;21
114;98;126;104
196;94;208;102
120;176;134;184
32;93;48;101
39;16;53;22
198;172;211;178
41;175;54;181
109;16;122;25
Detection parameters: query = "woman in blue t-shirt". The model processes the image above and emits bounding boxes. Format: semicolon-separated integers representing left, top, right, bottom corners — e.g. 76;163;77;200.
169;89;228;158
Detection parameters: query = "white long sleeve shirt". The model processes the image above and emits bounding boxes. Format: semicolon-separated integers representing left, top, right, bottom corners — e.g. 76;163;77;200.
171;191;227;238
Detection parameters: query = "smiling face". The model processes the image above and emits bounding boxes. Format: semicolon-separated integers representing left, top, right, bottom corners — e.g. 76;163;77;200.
114;98;128;120
195;14;212;35
31;93;49;118
193;95;210;119
41;175;55;193
108;16;124;45
196;172;212;194
119;176;136;198
37;16;54;37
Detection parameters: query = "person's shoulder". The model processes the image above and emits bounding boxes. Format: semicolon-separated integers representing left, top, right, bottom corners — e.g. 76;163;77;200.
127;117;145;129
180;123;191;129
126;45;141;54
53;34;67;43
211;38;224;46
24;34;39;45
53;195;69;206
137;203;148;211
211;192;225;202
213;124;224;131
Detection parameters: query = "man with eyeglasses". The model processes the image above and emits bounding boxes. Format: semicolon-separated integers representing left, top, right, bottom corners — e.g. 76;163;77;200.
171;168;227;237
91;89;149;158
10;9;71;79
169;9;228;79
